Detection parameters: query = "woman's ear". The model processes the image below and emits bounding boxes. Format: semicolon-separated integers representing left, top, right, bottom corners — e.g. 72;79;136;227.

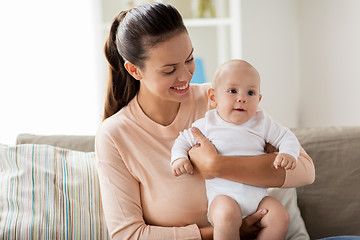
124;61;142;80
208;88;217;108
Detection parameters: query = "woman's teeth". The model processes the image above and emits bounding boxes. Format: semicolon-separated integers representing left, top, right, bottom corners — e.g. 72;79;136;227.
172;82;189;90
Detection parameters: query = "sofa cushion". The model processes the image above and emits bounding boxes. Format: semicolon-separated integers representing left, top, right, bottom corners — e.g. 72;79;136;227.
16;134;95;152
268;188;309;240
293;126;360;239
0;144;110;239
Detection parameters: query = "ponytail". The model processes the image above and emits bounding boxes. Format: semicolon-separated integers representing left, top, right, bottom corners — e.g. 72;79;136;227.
103;11;139;120
102;2;186;120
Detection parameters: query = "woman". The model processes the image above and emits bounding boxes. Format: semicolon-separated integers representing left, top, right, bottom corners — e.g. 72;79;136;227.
95;2;315;239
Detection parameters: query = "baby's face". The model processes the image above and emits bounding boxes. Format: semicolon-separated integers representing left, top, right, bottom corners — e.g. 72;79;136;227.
212;63;261;125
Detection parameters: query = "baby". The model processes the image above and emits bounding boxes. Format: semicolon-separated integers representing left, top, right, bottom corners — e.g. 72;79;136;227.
171;60;300;240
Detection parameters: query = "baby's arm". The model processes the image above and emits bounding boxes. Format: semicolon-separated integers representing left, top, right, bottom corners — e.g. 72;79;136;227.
171;119;205;176
263;113;300;170
171;131;195;176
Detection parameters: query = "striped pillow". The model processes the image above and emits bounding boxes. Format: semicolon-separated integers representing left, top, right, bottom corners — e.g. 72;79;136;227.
0;144;110;240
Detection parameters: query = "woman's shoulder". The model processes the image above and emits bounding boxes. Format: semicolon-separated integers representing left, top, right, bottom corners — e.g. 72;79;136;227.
95;105;139;159
190;82;211;99
189;82;212;112
96;106;133;140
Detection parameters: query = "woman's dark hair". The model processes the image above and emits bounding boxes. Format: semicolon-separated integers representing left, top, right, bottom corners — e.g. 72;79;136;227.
103;2;187;120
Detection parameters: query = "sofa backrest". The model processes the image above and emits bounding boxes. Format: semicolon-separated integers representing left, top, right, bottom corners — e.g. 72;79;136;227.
17;133;95;152
16;126;360;239
292;126;360;239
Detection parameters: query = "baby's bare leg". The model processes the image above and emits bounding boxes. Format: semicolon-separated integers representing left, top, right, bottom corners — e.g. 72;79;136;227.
209;195;242;240
257;196;290;240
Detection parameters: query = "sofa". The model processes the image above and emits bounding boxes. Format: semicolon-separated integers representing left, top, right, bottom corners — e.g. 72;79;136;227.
1;126;360;239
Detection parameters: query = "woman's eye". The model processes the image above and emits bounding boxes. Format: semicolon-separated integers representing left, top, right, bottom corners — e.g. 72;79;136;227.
248;90;255;96
229;89;237;94
186;57;194;63
164;68;176;75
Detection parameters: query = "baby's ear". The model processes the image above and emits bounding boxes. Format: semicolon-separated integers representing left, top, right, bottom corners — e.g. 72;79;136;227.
258;93;262;103
208;88;217;108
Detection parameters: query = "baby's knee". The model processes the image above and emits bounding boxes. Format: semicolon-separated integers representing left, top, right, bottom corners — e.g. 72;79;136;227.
209;195;242;225
216;207;242;224
276;206;290;227
260;197;290;228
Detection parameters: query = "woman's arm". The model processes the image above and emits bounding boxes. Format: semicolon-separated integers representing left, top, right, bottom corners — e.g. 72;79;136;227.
96;131;202;239
281;147;315;188
188;127;315;188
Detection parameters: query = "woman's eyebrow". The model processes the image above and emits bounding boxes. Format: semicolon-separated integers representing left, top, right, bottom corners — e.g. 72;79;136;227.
160;48;194;68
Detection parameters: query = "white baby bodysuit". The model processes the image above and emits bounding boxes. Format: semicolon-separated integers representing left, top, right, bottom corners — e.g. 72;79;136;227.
171;108;300;217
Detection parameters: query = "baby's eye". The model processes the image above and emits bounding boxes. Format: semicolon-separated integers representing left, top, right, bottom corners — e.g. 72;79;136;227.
248;90;255;96
229;89;237;94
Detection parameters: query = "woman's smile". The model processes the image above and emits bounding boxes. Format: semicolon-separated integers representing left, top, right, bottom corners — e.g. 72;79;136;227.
170;82;190;93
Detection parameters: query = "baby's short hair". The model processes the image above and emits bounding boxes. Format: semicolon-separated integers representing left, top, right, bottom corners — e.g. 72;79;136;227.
212;59;259;89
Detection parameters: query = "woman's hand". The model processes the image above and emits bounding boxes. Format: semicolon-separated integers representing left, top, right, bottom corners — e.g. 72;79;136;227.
240;209;268;239
188;127;218;179
264;142;278;154
198;209;267;240
199;226;213;240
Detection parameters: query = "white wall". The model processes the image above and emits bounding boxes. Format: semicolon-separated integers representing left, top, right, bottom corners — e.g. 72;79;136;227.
298;0;360;127
241;0;360;128
241;0;300;128
0;0;103;145
2;0;359;146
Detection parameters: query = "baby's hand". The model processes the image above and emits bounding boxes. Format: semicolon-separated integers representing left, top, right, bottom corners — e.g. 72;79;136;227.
171;157;194;176
274;153;296;170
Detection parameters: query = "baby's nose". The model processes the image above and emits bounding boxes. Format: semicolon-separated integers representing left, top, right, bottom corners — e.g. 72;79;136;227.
237;94;247;103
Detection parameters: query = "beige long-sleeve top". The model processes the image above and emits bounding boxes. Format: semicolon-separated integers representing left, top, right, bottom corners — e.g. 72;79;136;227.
95;83;315;240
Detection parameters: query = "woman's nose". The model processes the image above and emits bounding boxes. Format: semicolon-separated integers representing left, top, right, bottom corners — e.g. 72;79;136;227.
178;65;194;82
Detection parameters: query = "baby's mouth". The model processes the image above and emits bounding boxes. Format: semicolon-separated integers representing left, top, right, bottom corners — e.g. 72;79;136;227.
234;108;245;112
